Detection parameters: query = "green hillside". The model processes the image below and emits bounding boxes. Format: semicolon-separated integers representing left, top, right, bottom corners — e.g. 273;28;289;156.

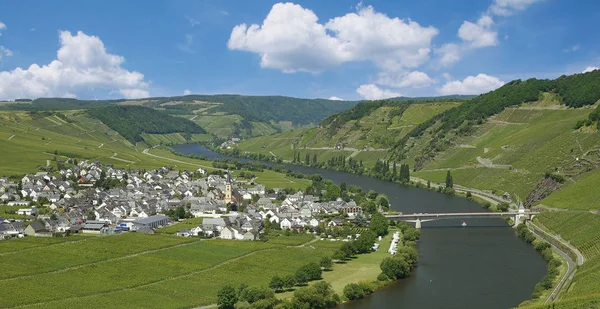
237;100;463;167
87;106;207;144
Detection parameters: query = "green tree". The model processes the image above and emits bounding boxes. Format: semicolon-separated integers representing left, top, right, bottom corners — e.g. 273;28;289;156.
354;230;377;253
343;283;365;300
377;195;389;210
332;250;346;262
299;262;323;281
291;281;340;309
217;284;238;309
380;256;412;280
269;276;284;291
283;274;296;290
445;171;453;188
238;286;274;304
370;213;389;237
320;256;333;271
324;184;341;201
294;269;309;286
367;190;378;200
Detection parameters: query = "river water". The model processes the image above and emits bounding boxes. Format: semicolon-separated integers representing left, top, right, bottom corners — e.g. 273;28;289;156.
173;144;548;309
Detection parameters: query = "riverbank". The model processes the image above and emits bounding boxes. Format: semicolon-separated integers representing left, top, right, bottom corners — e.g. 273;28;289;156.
171;143;550;309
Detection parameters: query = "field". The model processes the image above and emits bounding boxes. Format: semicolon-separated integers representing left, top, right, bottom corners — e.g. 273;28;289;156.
529;212;600;307
541;169;600;210
155;218;205;234
141;133;213;146
0;111;217;175
251;169;312;190
0;232;335;308
419;107;598;198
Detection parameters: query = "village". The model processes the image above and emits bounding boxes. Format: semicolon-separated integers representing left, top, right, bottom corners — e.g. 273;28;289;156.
0;160;367;241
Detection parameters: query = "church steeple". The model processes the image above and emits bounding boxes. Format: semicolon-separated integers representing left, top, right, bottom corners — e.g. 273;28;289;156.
224;170;233;203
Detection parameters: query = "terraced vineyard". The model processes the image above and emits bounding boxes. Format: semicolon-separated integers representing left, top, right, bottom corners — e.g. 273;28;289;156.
531;212;600;307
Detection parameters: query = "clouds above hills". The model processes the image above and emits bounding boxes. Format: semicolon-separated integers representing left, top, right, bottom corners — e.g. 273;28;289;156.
0;31;148;100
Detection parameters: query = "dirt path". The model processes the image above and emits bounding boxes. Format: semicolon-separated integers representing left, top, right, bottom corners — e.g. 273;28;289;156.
190;115;198;121
98;143;104;148
7;134;15;140
476;156;512;169
109;153;136;164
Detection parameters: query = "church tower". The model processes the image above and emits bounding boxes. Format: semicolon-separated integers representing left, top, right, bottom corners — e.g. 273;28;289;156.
224;171;233;203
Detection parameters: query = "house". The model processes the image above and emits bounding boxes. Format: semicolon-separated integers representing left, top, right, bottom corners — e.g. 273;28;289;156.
132;215;169;229
309;218;320;227
328;219;345;227
220;226;236;240
82;223;106;234
280;218;292;230
176;229;192;237
24;221;51;237
136;227;155;235
243;231;256;241
17;207;38;216
340;202;362;217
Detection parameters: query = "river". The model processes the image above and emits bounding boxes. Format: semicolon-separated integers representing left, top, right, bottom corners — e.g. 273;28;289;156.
173;144;548;309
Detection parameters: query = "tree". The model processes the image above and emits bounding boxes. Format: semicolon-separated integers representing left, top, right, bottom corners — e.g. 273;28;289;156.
367;190;378;200
340;242;356;258
294;269;309;285
238;286;274;304
332;250;346;262
445;171;453;188
269;276;284;291
427;180;431;189
354;230;377;253
377;195;389;210
370;213;389;237
324;184;341;201
320;256;333;271
217;285;237;309
299;262;322;281
291;281;340;309
343;283;365;300
283;274;296;290
380;256;412;280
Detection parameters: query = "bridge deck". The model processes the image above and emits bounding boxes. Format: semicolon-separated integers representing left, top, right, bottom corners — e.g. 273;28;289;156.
385;212;538;219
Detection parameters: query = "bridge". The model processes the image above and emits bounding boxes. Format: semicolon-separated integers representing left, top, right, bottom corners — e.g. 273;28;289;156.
385;210;538;229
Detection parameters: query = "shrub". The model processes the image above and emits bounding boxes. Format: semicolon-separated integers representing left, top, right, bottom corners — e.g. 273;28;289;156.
343;283;365;300
377;273;389;282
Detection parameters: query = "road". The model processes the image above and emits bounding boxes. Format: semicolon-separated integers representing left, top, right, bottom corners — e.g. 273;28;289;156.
527;221;577;304
528;221;585;266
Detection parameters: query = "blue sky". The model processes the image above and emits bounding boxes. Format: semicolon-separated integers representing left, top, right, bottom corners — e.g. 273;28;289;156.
0;0;598;101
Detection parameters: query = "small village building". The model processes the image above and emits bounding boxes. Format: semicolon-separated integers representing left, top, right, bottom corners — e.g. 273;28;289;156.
132;215;169;229
24;221;51;237
17;207;38;216
82;223;106;234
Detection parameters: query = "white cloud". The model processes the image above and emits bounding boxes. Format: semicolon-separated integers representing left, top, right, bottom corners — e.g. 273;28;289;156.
458;15;498;48
439;73;505;95
0;21;5;35
583;66;599;73
442;72;453;81
563;44;580;52
177;34;194;53
184;89;192;95
435;43;462;67
377;71;434;88
185;16;201;27
228;3;438;73
328;96;344;101
356;84;402;100
490;0;542;16
0;30;149;100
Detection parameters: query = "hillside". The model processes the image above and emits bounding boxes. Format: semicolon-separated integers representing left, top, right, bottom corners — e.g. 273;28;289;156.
238;100;462;168
87;106;206;144
239;71;600;206
0;95;359;140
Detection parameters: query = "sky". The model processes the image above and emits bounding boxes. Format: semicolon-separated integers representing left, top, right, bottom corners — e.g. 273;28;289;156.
0;0;599;101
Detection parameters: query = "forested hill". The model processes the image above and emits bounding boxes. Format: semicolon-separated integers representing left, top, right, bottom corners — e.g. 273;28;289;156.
87;106;206;143
406;70;600;141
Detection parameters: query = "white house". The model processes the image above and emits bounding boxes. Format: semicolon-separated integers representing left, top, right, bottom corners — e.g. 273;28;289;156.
269;215;280;224
309;218;319;227
17;207;38;216
280;218;292;230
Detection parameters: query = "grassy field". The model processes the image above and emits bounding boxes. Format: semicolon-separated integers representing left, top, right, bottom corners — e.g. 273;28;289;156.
252;169;312;190
155;218;205;234
528;212;600;308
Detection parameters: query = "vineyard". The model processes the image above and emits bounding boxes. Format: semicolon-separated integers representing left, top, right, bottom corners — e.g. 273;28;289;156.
0;233;338;308
533;212;600;305
535;212;600;260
